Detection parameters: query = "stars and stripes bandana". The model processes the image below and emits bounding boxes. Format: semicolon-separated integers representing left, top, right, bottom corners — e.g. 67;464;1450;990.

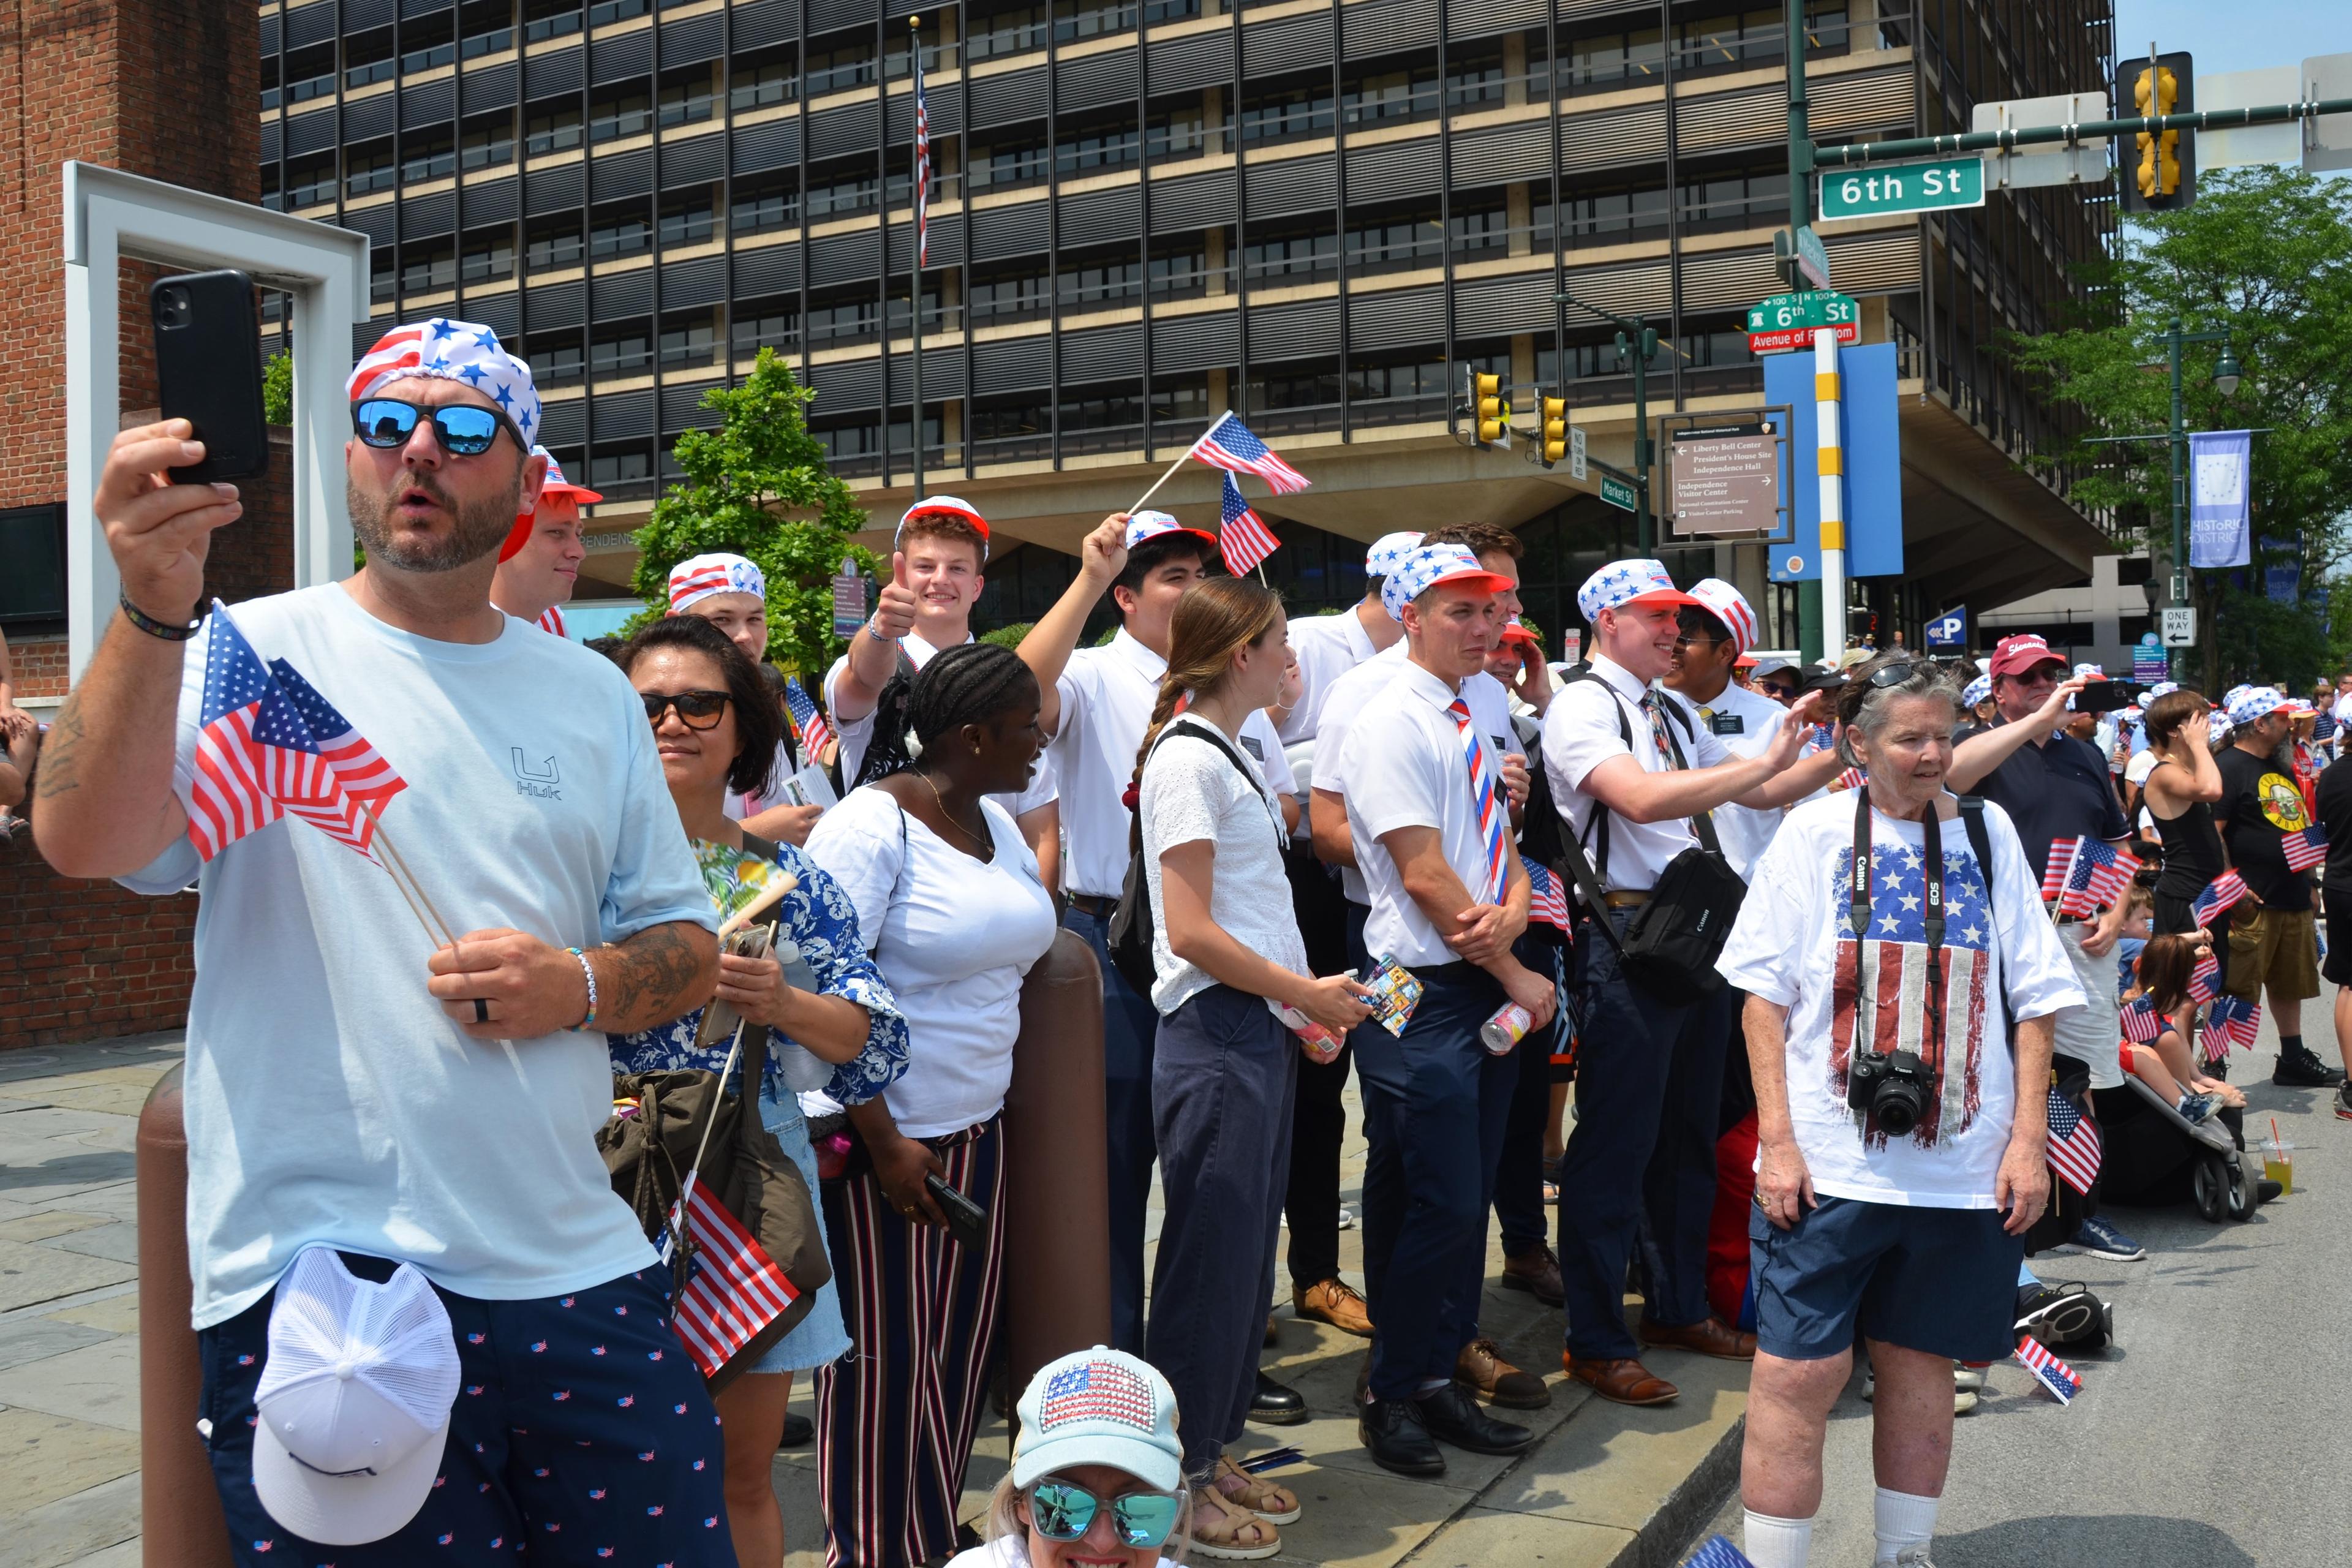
1217;469;1281;573
1447;696;1508;903
667;552;766;612
346;317;540;450
2046;1087;2102;1196
1188;412;1310;493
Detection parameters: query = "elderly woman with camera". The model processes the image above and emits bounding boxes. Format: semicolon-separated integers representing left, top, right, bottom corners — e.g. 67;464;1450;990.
1712;656;2085;1568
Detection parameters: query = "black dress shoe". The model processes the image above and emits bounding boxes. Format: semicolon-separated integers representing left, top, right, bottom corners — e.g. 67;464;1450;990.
778;1411;814;1449
1412;1381;1537;1455
1359;1396;1446;1476
1248;1368;1308;1425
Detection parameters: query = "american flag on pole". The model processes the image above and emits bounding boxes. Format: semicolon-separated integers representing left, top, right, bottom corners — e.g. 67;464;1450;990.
2120;996;2168;1044
184;605;289;859
1216;470;1281;573
1525;860;1570;930
1684;1537;1758;1568
2192;870;2249;928
1830;842;1995;1147
2039;837;2081;905
2045;1087;2102;1195
1189;412;1310;494
910;28;930;266
2207;994;2263;1054
2188;951;2222;1004
2282;822;2329;873
267;658;409;823
666;1183;800;1379
2015;1335;2083;1404
2054;838;2140;920
783;677;835;759
1835;766;1866;791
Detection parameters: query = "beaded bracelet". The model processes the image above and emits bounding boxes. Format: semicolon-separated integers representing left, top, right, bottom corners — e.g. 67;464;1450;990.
119;592;202;641
568;946;600;1029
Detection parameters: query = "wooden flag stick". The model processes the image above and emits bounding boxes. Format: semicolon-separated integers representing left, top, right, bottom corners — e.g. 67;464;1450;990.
1128;446;1197;515
363;804;457;948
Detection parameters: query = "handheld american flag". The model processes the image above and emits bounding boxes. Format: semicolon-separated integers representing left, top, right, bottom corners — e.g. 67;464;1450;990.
2120;996;2167;1044
2039;837;2081;905
668;1182;799;1378
2015;1335;2083;1404
1835;766;1866;792
2282;823;2329;873
2055;839;2139;920
783;677;835;759
267;658;409;821
2046;1087;2101;1196
184;605;288;860
2192;870;2248;929
1525;859;1570;930
2188;951;2221;1005
1216;470;1281;573
1189;412;1310;494
2207;994;2263;1054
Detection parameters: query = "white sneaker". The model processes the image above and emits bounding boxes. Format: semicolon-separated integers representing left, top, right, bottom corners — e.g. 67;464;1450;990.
1892;1548;1938;1567
1953;1363;1986;1393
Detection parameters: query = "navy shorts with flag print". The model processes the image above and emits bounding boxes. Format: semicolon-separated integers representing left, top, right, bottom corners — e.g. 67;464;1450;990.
1749;1195;2022;1363
198;1255;734;1567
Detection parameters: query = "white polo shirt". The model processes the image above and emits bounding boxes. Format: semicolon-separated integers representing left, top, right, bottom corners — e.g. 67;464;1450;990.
1339;658;1512;968
1542;652;1734;894
1052;627;1296;899
1662;677;1789;883
1317;641;1518;905
825;630;1058;818
1279;605;1379;747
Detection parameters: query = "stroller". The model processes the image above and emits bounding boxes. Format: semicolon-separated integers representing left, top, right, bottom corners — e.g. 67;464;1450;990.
2093;1075;2264;1223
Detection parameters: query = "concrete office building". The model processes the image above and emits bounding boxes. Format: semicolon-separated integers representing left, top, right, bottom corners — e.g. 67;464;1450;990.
255;0;2122;644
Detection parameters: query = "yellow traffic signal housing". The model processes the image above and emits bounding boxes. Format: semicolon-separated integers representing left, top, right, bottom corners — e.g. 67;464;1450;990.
2117;52;2195;213
1472;372;1505;446
1539;398;1569;466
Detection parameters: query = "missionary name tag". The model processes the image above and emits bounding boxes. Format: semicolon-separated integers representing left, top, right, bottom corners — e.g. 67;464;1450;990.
1710;713;1745;736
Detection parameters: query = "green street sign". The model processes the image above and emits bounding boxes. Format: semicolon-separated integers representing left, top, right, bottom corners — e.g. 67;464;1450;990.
1817;157;1986;220
1746;291;1859;334
1600;474;1638;512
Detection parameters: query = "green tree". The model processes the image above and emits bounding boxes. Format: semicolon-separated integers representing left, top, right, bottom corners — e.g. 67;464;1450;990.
2008;167;2352;691
263;352;293;426
626;350;872;674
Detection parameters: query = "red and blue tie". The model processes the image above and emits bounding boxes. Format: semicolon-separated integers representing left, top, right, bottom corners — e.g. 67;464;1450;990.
1448;698;1508;902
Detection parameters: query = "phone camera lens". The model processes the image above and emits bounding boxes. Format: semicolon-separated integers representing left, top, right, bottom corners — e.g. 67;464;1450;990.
156;287;192;327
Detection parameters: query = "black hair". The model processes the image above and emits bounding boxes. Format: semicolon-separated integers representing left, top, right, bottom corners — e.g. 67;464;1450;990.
1112;530;1215;599
1676;603;1733;645
610;612;785;799
883;642;1040;777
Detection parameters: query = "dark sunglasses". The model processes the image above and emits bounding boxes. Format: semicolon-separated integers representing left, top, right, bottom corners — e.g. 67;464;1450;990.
641;690;731;730
352;398;522;456
1027;1480;1182;1548
1863;660;1924;689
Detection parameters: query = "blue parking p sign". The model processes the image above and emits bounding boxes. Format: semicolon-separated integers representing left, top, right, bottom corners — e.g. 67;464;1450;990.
1924;608;1966;649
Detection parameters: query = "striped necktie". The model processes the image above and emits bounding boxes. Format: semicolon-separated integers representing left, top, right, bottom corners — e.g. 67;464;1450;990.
1447;698;1508;902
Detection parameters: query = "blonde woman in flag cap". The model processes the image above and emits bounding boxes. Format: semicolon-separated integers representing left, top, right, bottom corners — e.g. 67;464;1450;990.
40;316;734;1561
666;551;826;844
1541;559;1841;1411
490;445;601;636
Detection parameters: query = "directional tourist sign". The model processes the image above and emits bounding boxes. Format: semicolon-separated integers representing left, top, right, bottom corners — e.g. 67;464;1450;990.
1747;290;1860;354
1817;156;1986;220
1599;473;1638;512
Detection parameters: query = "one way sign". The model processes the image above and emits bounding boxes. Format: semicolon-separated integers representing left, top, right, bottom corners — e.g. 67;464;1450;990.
1924;608;1967;649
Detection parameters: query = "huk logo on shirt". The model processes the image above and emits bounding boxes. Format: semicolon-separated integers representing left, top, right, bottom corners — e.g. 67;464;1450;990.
511;747;563;801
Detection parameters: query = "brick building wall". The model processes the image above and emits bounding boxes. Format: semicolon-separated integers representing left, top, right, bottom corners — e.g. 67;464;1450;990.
1;1;265;1048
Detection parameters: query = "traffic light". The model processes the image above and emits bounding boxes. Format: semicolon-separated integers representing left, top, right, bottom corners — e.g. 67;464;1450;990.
1538;396;1569;467
1615;328;1659;368
2117;51;2195;212
1469;370;1506;447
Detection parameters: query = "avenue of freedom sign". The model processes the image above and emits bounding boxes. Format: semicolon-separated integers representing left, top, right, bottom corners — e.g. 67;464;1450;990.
1747;290;1860;354
1669;423;1780;537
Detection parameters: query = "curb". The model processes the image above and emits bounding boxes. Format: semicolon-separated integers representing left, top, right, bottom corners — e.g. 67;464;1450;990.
1609;1412;1745;1568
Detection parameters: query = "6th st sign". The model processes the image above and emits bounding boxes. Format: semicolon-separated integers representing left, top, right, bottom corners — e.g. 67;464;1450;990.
1817;156;1987;220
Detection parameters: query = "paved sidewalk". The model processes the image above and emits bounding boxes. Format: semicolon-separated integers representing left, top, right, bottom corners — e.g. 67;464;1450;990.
1;1031;1743;1568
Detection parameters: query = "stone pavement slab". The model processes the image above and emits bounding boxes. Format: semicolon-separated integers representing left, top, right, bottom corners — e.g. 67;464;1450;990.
5;1333;145;1433
0;1406;143;1522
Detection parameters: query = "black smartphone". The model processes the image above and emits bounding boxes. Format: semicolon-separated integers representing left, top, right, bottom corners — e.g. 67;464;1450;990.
2074;680;2138;715
923;1171;989;1251
151;270;270;485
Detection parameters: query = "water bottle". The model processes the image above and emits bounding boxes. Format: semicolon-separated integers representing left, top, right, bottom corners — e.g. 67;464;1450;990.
772;938;837;1092
1480;1001;1533;1055
1272;1003;1346;1065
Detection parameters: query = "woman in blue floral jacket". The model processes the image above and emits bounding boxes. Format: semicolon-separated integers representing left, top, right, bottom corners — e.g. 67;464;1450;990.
608;614;908;1568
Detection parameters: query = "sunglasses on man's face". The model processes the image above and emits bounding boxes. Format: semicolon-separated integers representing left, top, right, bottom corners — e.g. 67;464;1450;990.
1027;1480;1182;1548
352;398;522;456
641;690;731;730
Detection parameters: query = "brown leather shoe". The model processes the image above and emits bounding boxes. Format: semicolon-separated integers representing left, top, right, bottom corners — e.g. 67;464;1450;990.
1563;1354;1679;1406
1456;1338;1551;1409
1638;1314;1758;1361
1294;1278;1374;1338
1499;1246;1564;1307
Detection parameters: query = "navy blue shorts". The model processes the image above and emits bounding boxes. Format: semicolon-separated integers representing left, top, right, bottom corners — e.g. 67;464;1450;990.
1749;1195;2023;1363
198;1257;733;1567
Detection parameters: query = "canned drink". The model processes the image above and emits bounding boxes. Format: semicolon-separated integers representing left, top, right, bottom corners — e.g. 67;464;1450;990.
1481;1002;1533;1055
1274;1004;1346;1064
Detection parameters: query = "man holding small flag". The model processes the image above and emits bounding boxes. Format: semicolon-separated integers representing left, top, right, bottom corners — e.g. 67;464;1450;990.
34;319;733;1561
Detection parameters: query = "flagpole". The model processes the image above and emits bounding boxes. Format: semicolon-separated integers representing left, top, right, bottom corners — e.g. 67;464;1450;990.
1129;417;1222;513
908;15;925;503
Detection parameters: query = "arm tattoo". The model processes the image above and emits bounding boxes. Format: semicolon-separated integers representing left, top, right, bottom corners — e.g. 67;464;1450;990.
32;701;85;800
595;920;715;1031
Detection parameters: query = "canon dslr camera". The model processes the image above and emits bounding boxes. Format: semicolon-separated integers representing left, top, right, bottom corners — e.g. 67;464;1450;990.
1847;1046;1935;1136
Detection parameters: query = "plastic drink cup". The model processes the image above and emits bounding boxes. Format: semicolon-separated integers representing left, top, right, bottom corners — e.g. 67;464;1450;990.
2262;1140;2294;1196
1275;1005;1346;1064
1480;1001;1532;1055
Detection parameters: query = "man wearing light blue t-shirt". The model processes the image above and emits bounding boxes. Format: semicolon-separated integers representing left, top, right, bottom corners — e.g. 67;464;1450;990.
35;319;729;1564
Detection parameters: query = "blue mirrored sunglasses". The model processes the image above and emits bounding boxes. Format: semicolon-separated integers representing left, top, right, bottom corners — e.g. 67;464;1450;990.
351;398;521;456
1027;1480;1182;1548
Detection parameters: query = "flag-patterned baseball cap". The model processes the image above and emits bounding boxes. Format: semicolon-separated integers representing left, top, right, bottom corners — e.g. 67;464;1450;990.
1011;1346;1182;1493
897;494;991;557
347;318;541;451
500;446;603;560
668;552;766;611
2143;680;2179;701
1381;543;1513;622
1365;531;1425;578
2226;685;2288;726
1125;508;1219;552
1987;633;2067;679
1575;559;1700;623
1685;578;1760;655
1961;673;1993;708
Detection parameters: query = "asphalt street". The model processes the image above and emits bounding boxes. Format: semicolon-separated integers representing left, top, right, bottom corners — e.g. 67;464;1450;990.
1687;1012;2352;1567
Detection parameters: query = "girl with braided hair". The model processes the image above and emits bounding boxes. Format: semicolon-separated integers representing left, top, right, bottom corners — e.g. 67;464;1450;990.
1133;576;1371;1558
803;641;1060;1568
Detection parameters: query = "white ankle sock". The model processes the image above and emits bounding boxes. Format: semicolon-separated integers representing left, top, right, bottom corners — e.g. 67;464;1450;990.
1872;1486;1940;1562
1741;1508;1814;1568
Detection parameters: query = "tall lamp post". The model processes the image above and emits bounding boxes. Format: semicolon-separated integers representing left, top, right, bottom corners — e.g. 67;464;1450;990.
1556;288;1659;551
2162;316;2240;679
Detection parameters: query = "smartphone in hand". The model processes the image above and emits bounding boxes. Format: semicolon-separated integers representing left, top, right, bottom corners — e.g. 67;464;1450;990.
151;270;270;485
922;1171;989;1251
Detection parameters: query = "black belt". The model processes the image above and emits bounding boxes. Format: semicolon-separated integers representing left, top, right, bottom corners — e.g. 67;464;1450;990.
1068;893;1115;916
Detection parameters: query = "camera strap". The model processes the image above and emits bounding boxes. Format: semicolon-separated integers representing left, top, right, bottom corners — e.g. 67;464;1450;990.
1849;789;1948;1063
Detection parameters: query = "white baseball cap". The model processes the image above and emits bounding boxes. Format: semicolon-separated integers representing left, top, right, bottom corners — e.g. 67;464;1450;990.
1365;531;1425;578
897;494;992;558
1125;509;1218;552
1011;1347;1183;1493
251;1249;461;1545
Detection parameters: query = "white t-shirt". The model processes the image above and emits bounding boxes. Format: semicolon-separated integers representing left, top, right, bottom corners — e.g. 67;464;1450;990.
1051;628;1295;899
824;632;1060;818
1338;659;1513;969
1279;605;1378;747
2125;747;2162;835
1715;793;2086;1208
119;586;714;1329
803;786;1059;1137
1139;714;1303;1013
1317;642;1517;905
1663;678;1790;883
1542;654;1735;893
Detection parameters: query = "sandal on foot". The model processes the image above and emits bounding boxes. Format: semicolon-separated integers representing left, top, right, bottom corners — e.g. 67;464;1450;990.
1189;1488;1282;1560
1214;1453;1300;1524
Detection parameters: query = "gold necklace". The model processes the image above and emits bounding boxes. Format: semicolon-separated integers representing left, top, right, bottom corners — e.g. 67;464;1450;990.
916;769;990;853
